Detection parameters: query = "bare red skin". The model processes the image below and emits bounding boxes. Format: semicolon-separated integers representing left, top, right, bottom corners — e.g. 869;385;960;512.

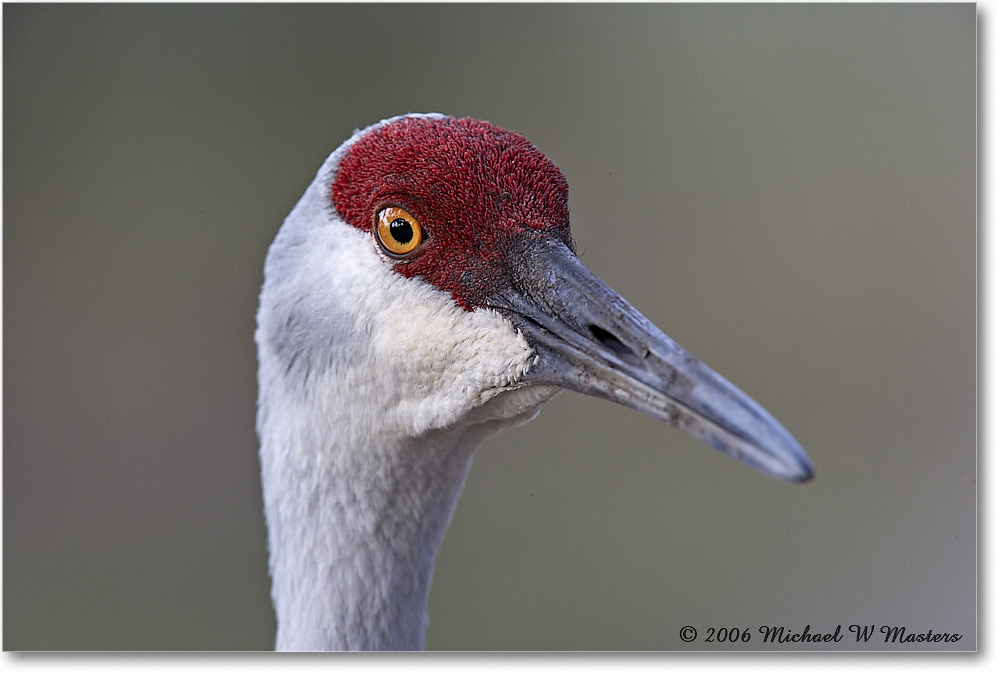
331;116;574;310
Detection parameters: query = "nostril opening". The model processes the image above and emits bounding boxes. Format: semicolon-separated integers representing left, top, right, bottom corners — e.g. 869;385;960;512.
589;325;635;360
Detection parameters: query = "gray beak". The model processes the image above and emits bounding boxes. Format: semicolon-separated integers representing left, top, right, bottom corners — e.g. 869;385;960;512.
489;237;813;483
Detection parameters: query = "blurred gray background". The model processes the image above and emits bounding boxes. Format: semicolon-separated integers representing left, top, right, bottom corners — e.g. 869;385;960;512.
3;4;975;650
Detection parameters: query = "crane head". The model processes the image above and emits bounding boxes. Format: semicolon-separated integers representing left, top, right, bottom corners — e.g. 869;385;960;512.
259;113;812;483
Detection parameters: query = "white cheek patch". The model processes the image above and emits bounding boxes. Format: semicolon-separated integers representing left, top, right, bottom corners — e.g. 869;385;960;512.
369;276;537;436
315;220;538;437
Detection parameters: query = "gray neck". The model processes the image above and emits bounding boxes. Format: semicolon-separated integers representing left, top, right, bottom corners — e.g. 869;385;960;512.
260;403;533;651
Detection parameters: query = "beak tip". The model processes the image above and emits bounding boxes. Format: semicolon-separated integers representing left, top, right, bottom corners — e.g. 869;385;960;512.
777;448;814;484
790;464;815;484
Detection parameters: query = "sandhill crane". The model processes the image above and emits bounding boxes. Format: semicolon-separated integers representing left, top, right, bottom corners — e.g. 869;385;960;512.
255;113;812;651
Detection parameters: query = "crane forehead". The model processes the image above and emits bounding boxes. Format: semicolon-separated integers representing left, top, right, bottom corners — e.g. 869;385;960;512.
330;116;572;310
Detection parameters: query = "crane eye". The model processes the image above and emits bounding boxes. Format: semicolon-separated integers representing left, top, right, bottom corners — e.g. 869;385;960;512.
376;206;423;256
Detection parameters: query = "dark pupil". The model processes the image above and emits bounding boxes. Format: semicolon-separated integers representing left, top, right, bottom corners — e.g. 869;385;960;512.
389;218;413;243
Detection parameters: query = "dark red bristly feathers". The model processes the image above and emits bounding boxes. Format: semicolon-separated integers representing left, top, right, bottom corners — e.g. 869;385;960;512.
331;116;573;310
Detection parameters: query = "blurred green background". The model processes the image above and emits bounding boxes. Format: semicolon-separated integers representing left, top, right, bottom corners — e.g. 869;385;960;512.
3;4;975;651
